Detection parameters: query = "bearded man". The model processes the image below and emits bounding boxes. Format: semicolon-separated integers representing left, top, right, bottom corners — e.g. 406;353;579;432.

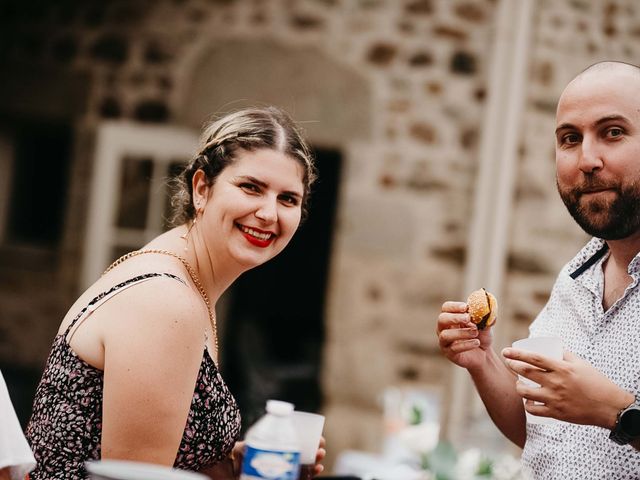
437;61;640;479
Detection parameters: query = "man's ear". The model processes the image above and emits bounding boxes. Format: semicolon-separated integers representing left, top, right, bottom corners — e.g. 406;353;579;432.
192;169;211;208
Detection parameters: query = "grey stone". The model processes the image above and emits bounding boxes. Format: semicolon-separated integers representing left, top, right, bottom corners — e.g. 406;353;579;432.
450;51;476;74
340;196;415;262
367;42;397;65
133;100;170;122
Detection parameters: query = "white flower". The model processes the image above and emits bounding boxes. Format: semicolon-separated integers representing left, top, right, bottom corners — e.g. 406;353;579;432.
490;454;525;480
454;448;482;480
396;422;440;455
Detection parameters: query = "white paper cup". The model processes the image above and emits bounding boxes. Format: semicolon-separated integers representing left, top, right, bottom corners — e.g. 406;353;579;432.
291;411;325;465
511;336;563;425
86;460;208;480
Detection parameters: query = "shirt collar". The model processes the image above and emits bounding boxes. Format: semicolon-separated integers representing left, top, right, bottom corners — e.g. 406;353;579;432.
568;238;608;279
568;237;640;279
627;252;640;277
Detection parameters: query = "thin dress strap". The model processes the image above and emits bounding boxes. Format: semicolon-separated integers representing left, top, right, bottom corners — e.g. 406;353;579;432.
63;273;185;341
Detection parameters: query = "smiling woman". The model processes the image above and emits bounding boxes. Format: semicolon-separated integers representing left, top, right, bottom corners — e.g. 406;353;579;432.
24;107;324;480
189;147;307;269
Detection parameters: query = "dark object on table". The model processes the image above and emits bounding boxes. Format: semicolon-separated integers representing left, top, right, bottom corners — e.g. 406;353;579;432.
317;476;362;480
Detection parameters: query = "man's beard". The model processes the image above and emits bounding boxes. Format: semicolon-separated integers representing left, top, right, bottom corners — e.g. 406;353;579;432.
557;176;640;240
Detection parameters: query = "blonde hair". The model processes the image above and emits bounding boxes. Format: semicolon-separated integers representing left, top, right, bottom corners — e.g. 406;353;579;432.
170;106;317;225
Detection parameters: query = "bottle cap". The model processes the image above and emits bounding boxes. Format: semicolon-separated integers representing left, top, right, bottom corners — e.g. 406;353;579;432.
266;400;294;416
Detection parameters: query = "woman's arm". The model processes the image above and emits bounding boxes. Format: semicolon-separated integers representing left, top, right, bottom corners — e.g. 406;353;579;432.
99;278;206;465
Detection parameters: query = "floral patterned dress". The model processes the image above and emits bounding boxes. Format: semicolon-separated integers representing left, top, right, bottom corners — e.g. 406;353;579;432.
25;273;241;479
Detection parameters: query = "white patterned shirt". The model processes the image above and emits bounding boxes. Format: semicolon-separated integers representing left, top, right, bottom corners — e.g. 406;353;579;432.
522;237;640;479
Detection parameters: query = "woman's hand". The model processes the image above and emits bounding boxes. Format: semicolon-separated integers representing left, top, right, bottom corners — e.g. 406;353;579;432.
230;441;244;477
312;436;327;476
199;442;244;480
203;437;326;479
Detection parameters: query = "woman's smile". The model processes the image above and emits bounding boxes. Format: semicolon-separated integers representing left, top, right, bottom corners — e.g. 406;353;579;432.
236;223;276;248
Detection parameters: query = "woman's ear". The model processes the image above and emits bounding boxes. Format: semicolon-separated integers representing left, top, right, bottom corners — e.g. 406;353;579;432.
192;169;210;209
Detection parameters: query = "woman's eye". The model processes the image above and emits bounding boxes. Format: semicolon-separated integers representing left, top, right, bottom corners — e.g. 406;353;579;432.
280;195;299;206
240;183;260;193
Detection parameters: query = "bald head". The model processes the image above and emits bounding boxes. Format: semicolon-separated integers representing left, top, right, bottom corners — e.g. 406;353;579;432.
562;61;640;97
578;60;640;78
557;61;640;116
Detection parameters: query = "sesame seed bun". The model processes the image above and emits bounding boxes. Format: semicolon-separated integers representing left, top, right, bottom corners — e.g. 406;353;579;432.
467;288;498;330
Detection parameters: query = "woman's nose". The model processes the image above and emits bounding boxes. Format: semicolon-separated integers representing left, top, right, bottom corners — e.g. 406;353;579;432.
254;199;277;223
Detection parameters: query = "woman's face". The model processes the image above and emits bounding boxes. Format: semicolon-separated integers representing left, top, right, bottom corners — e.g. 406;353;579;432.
196;147;305;269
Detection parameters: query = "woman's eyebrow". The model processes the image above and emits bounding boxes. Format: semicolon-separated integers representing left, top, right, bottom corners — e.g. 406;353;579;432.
235;175;267;188
236;175;303;197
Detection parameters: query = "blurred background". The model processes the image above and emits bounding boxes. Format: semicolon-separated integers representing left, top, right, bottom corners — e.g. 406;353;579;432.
0;0;637;473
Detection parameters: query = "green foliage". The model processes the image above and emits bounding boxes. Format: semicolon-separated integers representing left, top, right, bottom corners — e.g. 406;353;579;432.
420;441;496;479
476;457;493;476
409;405;424;425
420;441;457;480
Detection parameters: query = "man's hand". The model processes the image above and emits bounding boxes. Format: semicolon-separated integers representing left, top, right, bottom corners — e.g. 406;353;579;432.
502;348;634;429
437;301;494;373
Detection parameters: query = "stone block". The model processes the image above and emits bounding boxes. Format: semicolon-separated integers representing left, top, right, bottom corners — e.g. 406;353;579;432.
454;2;486;22
405;0;434;15
409;122;437;144
450;51;476;75
321;402;384;471
133;100;170;123
367;43;397;66
322;332;396;407
90;33;128;64
339;196;415;262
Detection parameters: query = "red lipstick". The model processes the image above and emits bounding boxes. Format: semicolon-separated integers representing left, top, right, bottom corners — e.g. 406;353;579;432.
238;224;275;248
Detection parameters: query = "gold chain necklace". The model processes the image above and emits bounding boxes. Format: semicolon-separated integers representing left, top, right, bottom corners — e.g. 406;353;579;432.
103;249;218;361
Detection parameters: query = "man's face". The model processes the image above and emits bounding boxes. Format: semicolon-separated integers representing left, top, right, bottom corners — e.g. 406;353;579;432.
555;68;640;240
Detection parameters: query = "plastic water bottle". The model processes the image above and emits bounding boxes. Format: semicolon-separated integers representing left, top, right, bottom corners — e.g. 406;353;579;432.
240;400;301;480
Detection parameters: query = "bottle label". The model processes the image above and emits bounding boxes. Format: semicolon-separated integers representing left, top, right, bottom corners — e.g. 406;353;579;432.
240;445;300;480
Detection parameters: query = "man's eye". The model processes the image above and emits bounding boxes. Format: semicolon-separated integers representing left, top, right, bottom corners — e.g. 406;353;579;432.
560;133;581;145
606;127;624;138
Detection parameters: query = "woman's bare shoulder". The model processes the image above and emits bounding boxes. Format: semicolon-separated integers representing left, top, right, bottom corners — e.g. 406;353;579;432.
97;274;208;354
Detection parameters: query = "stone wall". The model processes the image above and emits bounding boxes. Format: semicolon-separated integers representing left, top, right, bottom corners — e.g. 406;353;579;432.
2;0;640;469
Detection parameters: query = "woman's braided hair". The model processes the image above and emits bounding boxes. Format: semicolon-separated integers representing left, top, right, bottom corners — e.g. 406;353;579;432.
169;106;317;226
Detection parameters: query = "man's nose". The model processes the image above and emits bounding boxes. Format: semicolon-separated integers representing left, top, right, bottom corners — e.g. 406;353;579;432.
578;136;604;173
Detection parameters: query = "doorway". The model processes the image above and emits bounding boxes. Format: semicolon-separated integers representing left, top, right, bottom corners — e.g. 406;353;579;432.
221;147;342;429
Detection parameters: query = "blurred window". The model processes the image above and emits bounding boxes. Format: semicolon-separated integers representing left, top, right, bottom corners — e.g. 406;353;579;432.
0;120;71;248
222;148;342;427
82;122;198;287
